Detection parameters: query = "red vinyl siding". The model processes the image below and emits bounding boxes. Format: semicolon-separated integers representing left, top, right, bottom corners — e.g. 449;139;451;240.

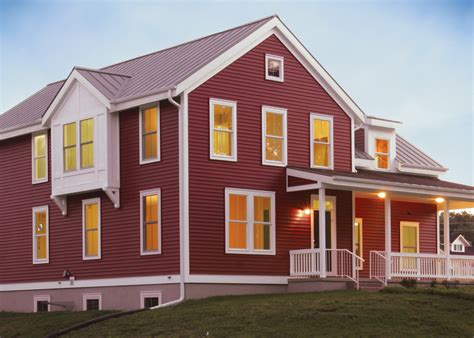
355;129;365;151
187;34;353;276
0;101;179;284
355;198;437;277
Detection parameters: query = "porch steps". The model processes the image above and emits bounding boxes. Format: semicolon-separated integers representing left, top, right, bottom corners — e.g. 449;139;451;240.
358;279;384;292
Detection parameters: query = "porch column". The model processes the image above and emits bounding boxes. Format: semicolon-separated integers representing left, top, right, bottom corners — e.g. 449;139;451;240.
443;199;451;279
319;187;327;278
385;196;391;281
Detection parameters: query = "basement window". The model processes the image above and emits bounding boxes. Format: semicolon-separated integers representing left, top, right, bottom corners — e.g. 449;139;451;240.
140;291;161;309
34;295;51;312
83;293;102;311
265;54;284;82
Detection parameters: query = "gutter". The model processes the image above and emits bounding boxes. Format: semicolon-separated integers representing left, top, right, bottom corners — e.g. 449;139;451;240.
150;89;186;309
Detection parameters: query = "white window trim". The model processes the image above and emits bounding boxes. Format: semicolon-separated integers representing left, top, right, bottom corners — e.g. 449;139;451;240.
140;189;162;255
225;188;276;255
62;116;96;173
354;217;363;270
32;131;48;184
139;104;161;165
32;206;49;264
400;221;420;253
451;243;464;253
261;106;287;167
209;98;237;162
374;137;391;171
265;54;284;82
140;291;162;309
82;197;101;260
34;295;51;312
82;293;102;311
310;113;334;170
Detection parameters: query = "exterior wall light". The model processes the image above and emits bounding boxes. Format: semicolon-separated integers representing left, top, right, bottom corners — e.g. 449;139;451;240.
377;192;386;199
304;208;311;216
435;197;445;203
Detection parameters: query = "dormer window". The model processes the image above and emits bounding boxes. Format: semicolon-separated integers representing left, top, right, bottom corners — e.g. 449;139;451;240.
452;243;464;252
63;122;77;172
375;138;389;169
63;118;95;172
80;118;94;169
265;54;284;82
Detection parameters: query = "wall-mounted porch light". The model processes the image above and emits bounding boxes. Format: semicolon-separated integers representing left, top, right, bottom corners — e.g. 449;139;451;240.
377;192;386;199
435;197;445;203
298;208;312;217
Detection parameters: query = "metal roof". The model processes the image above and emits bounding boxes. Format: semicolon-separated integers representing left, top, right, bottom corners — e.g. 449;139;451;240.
0;15;275;131
396;134;446;170
355;148;374;160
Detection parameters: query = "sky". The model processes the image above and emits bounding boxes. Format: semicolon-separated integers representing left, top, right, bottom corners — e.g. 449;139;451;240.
0;0;473;185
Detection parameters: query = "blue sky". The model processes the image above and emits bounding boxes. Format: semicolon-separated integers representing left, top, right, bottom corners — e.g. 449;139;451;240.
1;0;472;185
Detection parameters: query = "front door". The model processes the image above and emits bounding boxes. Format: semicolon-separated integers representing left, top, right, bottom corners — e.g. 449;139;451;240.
311;195;336;275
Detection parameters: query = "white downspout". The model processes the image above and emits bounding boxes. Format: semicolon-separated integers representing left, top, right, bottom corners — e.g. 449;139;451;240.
151;89;185;309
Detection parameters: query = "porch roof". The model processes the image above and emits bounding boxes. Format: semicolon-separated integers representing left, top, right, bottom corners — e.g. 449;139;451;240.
287;166;474;201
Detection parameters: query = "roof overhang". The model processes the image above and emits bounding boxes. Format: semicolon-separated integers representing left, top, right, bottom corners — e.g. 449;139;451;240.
287;168;474;202
365;115;402;129
0;121;46;141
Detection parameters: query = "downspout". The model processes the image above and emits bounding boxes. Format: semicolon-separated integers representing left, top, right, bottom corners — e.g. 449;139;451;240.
151;89;185;309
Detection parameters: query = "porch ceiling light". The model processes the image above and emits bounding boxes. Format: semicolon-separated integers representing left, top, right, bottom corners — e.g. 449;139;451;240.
377;192;386;199
435;197;445;203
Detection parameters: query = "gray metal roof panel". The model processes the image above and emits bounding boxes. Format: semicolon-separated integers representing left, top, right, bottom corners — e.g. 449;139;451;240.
396;134;445;170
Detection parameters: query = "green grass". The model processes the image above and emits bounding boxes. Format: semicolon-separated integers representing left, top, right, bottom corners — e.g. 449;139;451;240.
1;288;473;337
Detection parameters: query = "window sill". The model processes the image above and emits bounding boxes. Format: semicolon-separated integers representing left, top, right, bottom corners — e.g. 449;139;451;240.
226;249;275;256
140;158;161;165
140;251;162;256
262;160;287;167
310;164;333;170
32;178;49;185
33;260;49;265
210;155;237;162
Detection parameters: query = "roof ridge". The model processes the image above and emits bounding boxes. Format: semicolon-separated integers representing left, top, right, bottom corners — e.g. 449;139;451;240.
396;134;445;168
100;14;277;71
74;66;132;78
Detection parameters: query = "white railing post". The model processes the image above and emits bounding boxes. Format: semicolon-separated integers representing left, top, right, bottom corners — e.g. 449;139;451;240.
385;196;392;282
319;188;327;278
443;199;451;280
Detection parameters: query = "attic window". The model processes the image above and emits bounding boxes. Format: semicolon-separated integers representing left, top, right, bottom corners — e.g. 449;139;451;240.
375;138;389;169
265;54;284;82
452;243;464;252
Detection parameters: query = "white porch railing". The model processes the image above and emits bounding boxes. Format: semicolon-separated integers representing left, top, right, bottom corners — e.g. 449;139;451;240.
370;251;474;281
289;248;364;288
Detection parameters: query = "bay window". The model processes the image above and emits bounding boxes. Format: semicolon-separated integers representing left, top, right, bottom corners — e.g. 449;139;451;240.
80;118;94;169
63;122;77;172
63;118;95;172
311;114;333;169
210;99;237;161
225;188;275;255
262;106;287;166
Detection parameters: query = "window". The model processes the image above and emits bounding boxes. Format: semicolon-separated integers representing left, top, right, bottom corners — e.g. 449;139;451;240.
310;114;333;169
83;198;101;260
225;188;275;255
83;293;102;311
265;54;284;82
140;189;161;255
140;291;161;309
262;106;287;166
354;218;363;270
140;106;160;164
32;132;48;183
80;118;94;169
63;122;77;172
33;206;49;264
452;243;464;252
375;138;390;169
34;295;50;312
210;99;237;161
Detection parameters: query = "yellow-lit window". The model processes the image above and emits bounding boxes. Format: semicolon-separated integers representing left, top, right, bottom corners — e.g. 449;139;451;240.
375;139;389;169
80;118;94;169
33;133;47;182
211;99;236;160
141;107;159;162
254;196;271;250
141;191;160;254
83;199;100;259
354;218;363;269
263;107;286;165
228;194;247;250
311;116;332;168
63;122;77;172
33;207;48;264
226;189;275;254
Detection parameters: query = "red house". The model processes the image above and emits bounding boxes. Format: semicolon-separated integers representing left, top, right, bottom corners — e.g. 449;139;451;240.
0;15;473;312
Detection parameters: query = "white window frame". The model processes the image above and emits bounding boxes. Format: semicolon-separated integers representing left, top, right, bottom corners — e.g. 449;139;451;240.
374;138;390;170
400;221;420;253
32;131;48;184
261;106;287;167
62;117;96;173
451;243;464;253
32;206;49;264
82;293;102;311
310;113;334;169
140;189;162;255
34;295;51;312
354;217;363;270
139;104;161;165
209;98;237;162
225;188;276;255
82;197;101;260
140;291;162;309
265;54;284;82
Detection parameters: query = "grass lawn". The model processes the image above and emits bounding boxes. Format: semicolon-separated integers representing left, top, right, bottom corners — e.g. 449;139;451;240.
1;288;473;337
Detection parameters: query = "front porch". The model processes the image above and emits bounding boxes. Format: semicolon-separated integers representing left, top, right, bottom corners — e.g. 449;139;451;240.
286;167;474;288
